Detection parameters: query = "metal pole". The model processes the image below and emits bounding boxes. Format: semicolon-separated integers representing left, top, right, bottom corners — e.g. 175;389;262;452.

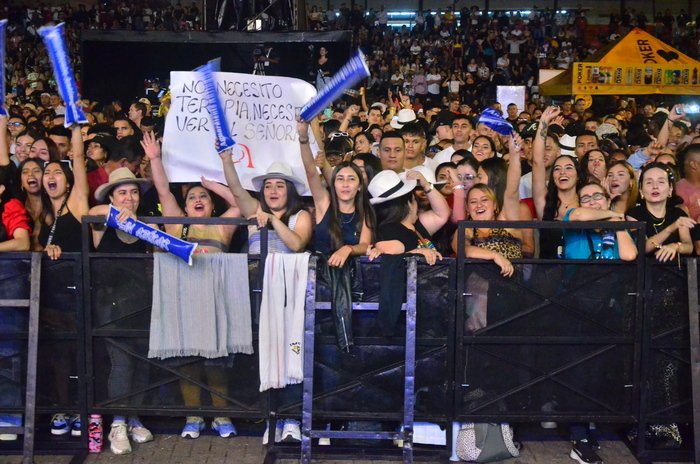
203;0;207;30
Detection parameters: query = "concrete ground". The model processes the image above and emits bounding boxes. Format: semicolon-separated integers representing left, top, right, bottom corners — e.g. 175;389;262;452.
0;435;690;463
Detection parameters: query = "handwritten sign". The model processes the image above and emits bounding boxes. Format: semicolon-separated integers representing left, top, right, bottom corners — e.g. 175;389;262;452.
162;71;318;194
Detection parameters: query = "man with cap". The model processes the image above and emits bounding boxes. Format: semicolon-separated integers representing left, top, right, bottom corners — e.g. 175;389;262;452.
428;111;455;156
86;133;116;169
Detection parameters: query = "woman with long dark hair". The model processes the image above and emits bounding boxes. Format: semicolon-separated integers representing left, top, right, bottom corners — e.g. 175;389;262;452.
533;106;585;258
142;131;243;442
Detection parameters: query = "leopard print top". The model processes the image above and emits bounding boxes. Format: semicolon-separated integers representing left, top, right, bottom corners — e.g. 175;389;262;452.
471;227;523;259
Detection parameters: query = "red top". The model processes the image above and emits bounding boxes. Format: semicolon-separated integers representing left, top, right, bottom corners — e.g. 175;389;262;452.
2;199;32;239
88;166;109;206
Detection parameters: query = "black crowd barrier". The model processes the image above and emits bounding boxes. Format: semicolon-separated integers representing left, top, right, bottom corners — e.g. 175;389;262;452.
0;218;697;463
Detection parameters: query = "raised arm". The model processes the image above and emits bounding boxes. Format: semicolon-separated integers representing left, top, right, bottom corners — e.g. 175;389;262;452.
338;105;359;132
67;125;90;220
217;148;260;218
199;176;241;218
297;118;330;219
502;134;523;221
450;169;467;223
140;130;183;217
409;171;450;235
532;106;560;220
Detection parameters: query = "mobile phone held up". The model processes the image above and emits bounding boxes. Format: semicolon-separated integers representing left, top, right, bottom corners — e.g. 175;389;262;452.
676;103;700;115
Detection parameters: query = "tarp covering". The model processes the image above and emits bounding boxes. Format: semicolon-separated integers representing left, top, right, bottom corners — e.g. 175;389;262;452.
540;28;700;95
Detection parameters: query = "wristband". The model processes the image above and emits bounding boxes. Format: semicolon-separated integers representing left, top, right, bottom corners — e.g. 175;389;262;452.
651;240;661;249
423;183;433;194
299;139;309;144
453;184;465;190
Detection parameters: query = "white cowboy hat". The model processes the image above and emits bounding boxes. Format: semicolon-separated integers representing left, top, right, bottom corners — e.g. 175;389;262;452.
368;170;417;205
390;108;417;130
250;161;306;194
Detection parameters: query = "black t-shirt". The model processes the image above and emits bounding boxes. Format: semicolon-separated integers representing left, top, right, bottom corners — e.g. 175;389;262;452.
376;220;430;253
627;204;700;248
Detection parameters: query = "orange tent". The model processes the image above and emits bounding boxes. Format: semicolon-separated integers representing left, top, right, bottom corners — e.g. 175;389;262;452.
540;28;700;95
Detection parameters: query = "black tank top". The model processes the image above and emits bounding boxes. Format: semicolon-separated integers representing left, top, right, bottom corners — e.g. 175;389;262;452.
38;207;83;252
96;226;149;253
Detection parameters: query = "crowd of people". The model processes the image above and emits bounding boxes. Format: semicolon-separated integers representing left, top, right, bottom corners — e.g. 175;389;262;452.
2;2;700;464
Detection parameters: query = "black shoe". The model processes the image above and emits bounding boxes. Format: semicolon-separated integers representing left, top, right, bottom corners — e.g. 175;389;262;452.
570;439;603;464
586;433;601;450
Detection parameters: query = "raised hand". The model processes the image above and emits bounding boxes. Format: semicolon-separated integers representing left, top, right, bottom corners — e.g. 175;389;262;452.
140;130;161;160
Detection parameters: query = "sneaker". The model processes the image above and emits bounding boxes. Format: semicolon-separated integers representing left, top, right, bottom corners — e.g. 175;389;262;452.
586;433;601;450
318;423;331;446
541;400;558;429
0;415;21;441
108;422;132;455
281;419;301;443
128;418;153;444
262;420;283;445
70;415;81;437
570;439;603;464
181;416;205;439
51;413;70;436
212;417;237;438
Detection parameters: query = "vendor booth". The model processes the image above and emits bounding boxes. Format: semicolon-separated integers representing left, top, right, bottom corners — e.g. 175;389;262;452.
540;28;700;95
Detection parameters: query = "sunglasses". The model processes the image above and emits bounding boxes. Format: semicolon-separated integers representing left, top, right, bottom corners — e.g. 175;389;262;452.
328;131;349;141
8;121;25;127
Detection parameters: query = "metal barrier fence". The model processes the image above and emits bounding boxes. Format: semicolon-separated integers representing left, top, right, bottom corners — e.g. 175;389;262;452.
0;218;696;463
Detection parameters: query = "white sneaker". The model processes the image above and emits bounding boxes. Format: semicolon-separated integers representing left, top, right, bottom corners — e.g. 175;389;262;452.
109;422;132;455
0;416;21;441
262;420;284;445
128;419;153;444
281;419;301;443
318;423;331;446
181;416;205;439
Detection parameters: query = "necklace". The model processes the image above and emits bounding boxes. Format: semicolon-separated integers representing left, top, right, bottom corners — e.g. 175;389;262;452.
340;210;356;224
652;214;666;235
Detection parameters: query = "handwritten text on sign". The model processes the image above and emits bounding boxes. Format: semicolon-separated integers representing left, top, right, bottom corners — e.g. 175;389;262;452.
162;71;317;193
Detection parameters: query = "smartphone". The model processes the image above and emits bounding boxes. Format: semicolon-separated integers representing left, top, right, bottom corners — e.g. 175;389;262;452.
323;108;333;119
676;103;700;114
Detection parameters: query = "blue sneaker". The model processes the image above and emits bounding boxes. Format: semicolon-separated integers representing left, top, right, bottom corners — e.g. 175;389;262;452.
51;413;70;436
181;416;205;439
0;415;22;441
70;415;81;437
212;417;237;438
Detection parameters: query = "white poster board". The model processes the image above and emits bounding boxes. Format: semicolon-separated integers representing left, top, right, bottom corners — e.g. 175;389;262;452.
496;85;526;112
162;71;318;194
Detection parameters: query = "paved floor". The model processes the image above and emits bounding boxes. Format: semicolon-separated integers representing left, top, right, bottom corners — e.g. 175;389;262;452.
0;436;690;463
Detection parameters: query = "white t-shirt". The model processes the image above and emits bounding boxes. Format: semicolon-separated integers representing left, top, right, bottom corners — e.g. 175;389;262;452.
519;171;532;200
433;146;455;166
426;73;442;94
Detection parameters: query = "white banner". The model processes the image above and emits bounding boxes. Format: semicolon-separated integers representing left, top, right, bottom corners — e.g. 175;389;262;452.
162;71;318;194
